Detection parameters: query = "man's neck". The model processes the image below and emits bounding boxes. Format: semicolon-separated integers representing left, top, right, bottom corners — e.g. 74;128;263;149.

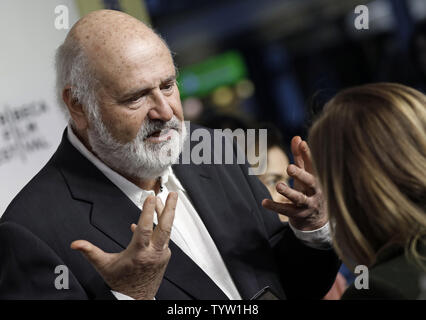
129;176;162;194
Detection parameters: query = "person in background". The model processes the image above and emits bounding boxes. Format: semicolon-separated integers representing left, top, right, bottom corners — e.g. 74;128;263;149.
309;83;426;299
255;123;291;223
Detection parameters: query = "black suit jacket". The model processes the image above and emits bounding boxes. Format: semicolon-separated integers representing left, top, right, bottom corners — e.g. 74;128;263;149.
0;126;339;300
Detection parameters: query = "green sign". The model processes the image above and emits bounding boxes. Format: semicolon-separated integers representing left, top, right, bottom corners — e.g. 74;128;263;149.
177;51;247;98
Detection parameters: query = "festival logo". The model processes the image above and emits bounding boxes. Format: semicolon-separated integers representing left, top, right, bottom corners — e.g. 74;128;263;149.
0;101;50;167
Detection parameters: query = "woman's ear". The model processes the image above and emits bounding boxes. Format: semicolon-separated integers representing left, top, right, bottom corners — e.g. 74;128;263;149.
62;87;88;130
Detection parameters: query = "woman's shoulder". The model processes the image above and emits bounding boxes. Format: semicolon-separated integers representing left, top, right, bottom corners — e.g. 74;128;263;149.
342;245;426;300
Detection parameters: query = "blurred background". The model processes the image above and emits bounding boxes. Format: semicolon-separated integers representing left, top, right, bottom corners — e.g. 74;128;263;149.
156;0;426;138
1;0;426;214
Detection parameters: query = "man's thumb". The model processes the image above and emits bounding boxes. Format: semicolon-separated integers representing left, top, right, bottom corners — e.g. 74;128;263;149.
71;240;107;267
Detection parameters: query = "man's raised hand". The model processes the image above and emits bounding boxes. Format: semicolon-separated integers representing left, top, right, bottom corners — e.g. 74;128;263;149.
71;192;178;300
262;137;327;231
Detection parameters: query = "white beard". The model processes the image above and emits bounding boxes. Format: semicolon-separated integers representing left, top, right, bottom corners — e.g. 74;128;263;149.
86;106;186;180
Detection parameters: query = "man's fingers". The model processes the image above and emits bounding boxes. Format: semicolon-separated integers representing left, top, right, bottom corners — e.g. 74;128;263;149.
291;136;304;169
137;196;156;231
133;197;165;234
276;182;309;207
300;141;313;174
152;192;177;249
158;192;177;231
287;164;316;190
261;199;312;219
155;197;165;219
71;240;109;268
132;196;156;247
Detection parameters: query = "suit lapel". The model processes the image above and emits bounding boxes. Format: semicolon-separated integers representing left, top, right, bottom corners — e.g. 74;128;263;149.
162;241;228;299
54;131;227;300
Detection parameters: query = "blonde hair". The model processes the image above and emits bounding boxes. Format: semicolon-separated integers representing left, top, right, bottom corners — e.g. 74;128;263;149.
309;83;426;270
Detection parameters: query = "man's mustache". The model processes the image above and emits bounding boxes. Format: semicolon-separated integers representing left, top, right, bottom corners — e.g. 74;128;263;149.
141;117;181;139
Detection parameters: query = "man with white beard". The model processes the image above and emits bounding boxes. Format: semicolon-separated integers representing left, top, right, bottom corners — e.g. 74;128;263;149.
0;10;339;300
87;111;185;181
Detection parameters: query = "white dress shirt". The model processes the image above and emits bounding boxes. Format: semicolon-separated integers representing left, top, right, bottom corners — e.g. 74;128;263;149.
66;125;331;300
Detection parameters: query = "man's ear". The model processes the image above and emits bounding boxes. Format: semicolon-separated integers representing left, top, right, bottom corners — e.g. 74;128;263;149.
62;87;88;130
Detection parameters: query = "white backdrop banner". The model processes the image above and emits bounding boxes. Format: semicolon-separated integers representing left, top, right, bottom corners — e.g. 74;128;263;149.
0;0;80;215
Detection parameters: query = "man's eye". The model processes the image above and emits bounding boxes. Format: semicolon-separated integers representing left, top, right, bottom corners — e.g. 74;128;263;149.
161;82;175;92
125;93;147;104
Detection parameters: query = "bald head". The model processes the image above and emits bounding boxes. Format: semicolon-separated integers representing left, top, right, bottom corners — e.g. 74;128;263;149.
64;10;171;92
69;9;153;43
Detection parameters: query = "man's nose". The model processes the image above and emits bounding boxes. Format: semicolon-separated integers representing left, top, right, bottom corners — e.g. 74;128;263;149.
147;89;173;121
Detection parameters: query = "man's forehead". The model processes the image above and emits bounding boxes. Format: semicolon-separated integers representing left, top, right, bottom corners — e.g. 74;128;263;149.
98;44;175;93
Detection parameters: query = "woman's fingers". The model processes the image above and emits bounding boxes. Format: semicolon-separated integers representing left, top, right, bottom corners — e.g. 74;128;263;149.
276;182;309;207
291;136;304;169
287;164;316;191
261;199;312;219
300;141;314;174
